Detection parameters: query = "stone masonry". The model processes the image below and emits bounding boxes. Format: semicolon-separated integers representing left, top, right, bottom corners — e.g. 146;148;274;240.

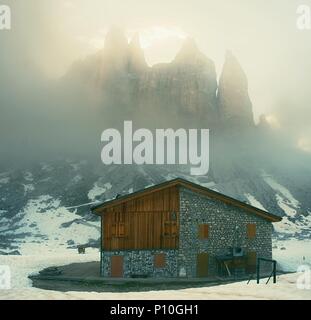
177;187;273;277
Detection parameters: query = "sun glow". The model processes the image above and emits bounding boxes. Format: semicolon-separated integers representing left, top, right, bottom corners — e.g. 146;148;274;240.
128;26;188;49
78;26;188;66
265;114;281;129
298;137;311;153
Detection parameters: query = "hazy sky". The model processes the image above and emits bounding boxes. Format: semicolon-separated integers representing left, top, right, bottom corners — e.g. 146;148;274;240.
1;0;311;150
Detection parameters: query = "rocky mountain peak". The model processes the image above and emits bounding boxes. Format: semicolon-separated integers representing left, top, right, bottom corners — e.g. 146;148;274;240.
128;33;148;73
174;37;208;66
217;50;255;128
104;27;128;53
222;50;248;87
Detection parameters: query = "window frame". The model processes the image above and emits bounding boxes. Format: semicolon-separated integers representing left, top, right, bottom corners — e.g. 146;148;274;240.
154;253;166;268
198;224;210;240
163;221;178;237
247;223;257;239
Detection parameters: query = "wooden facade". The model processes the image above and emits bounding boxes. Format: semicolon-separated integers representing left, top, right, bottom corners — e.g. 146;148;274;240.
101;186;180;251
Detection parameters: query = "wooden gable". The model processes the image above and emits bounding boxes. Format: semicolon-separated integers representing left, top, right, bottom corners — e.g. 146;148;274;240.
102;186;180;251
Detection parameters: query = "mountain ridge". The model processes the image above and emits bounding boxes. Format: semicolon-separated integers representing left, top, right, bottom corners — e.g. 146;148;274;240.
64;28;254;129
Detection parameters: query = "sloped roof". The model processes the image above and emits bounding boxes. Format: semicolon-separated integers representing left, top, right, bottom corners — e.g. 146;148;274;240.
91;178;282;222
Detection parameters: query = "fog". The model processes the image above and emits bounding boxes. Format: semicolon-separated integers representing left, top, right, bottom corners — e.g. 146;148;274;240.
1;0;311;168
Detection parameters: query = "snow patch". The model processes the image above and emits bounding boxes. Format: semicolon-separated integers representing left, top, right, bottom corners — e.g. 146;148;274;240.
0;177;10;184
88;182;112;201
72;175;82;183
273;217;302;235
276;194;297;217
24;172;33;182
245;194;266;211
41;163;53;172
262;171;300;217
262;172;300;208
23;184;35;195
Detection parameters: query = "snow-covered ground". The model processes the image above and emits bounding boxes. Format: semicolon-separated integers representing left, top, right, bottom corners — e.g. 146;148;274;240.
273;239;311;272
0;246;311;300
1;273;311;300
0;249;100;289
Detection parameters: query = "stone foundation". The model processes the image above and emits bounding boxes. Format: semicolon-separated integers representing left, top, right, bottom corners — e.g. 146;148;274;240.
102;250;178;278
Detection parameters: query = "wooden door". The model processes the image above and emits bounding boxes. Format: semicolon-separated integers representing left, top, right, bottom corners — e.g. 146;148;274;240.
197;253;209;277
246;251;257;274
111;256;124;278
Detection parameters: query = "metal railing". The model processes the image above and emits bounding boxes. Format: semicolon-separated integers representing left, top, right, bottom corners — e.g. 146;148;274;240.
247;258;277;284
257;258;277;284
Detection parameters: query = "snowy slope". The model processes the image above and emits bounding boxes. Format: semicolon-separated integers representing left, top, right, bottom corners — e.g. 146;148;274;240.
0;158;311;253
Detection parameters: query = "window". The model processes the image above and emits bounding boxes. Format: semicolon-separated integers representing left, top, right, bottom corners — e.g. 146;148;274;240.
154;253;166;268
199;224;209;239
247;224;256;239
111;212;126;238
164;221;177;236
111;223;126;238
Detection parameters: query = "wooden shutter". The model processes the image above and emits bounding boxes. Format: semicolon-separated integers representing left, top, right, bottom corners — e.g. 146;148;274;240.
111;223;126;237
164;222;171;236
199;224;209;239
118;223;125;237
154;253;166;268
247;224;256;239
164;221;177;236
171;222;177;236
111;224;117;237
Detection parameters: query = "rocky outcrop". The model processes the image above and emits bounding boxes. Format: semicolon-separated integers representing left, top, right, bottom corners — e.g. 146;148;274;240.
217;51;255;129
65;29;254;130
131;38;218;128
128;34;148;74
98;27;129;80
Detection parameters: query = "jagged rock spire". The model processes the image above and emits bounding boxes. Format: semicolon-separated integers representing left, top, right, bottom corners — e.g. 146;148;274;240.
217;50;255;128
104;27;128;53
128;33;148;73
174;37;207;65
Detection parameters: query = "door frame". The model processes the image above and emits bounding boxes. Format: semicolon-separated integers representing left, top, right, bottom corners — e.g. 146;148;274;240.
197;252;209;278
